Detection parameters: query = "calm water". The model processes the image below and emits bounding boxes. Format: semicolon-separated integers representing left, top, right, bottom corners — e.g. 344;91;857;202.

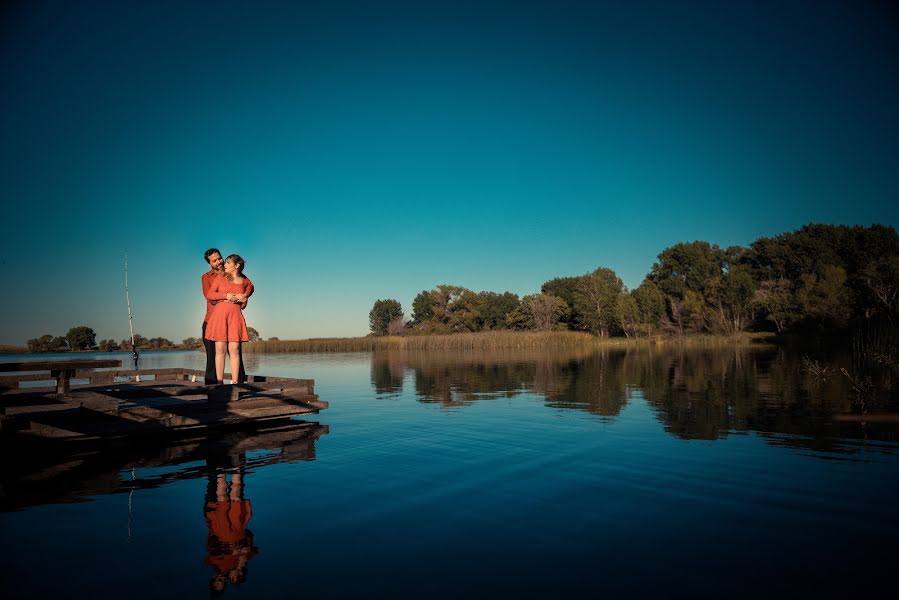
2;346;898;598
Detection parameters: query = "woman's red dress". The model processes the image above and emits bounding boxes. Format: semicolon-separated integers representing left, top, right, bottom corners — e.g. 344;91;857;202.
204;277;251;342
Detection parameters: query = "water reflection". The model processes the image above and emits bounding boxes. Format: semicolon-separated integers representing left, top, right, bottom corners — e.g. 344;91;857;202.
372;347;899;453
204;468;257;594
0;421;328;511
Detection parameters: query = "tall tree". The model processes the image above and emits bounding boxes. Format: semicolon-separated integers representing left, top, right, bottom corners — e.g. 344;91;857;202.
632;280;665;335
541;276;582;330
705;265;756;334
369;299;404;336
575;267;624;337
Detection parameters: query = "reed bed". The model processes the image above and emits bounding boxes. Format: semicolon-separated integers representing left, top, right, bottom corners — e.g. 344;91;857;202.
244;331;773;353
0;345;29;354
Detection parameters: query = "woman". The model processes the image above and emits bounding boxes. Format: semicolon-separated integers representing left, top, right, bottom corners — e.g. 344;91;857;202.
204;254;252;384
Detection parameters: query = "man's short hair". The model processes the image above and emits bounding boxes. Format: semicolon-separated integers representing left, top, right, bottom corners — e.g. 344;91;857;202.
204;248;221;264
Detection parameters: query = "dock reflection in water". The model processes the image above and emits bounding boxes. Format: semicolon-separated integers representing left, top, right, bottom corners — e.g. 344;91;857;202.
1;420;327;593
373;346;899;454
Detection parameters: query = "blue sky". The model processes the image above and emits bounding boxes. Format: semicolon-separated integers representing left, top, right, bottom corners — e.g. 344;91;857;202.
2;0;898;344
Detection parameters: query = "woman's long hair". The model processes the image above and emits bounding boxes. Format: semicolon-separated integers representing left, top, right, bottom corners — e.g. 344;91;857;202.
225;254;245;281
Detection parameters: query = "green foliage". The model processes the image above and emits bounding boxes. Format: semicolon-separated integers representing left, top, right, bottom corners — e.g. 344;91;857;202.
574;267;624;337
512;293;569;331
632;280;665;334
650;241;725;299
66;326;96;351
797;265;851;328
617;293;641;338
369;299;404;336
27;334;68;353
182;337;202;348
705;265;757;334
146;337;174;349
98;339;120;352
476;291;520;330
541;276;582;329
753;278;797;332
411;291;436;324
247;327;261;342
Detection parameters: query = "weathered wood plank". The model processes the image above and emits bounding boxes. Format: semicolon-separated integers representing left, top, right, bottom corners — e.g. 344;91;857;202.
0;360;122;372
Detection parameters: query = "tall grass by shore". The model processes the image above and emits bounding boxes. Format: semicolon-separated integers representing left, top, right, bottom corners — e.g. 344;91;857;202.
0;345;28;354
244;331;773;353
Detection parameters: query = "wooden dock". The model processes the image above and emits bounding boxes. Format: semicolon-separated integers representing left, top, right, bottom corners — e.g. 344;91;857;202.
0;360;328;443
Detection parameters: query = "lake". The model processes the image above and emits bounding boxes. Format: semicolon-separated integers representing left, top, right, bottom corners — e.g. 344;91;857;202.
2;346;898;598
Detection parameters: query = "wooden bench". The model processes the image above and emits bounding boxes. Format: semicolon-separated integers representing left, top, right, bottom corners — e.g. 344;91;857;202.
0;360;123;395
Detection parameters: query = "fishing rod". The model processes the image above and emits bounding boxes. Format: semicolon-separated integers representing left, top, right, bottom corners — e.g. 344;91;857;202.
124;253;140;374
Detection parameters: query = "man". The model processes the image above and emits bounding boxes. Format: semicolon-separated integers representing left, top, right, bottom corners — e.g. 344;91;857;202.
201;248;254;384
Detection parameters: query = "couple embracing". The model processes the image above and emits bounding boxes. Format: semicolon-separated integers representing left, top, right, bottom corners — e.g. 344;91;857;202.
201;248;255;385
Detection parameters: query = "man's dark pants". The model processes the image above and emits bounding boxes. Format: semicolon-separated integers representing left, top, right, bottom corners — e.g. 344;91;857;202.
202;321;246;384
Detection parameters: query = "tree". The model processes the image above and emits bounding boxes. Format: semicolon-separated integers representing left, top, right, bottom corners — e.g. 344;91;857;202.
369;299;404;336
797;265;851;328
649;241;725;299
182;337;201;348
27;334;54;353
66;326;96;351
861;257;899;316
617;293;640;338
754;278;797;332
705;265;756;334
247;327;261;342
411;291;436;324
541;276;582;330
476;292;520;330
132;334;147;348
521;293;568;331
98;339;119;352
632;280;665;335
51;336;68;351
575;267;624;337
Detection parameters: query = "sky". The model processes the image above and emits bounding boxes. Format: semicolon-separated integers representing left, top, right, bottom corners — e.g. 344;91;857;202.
1;0;898;345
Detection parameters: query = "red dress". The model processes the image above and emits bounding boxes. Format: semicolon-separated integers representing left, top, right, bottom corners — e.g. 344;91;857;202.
204;277;251;342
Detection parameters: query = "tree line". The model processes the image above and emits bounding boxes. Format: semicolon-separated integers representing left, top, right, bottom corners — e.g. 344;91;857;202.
369;223;899;337
26;326;262;353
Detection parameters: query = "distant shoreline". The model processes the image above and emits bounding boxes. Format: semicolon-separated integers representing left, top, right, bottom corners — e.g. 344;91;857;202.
242;331;774;353
2;332;777;356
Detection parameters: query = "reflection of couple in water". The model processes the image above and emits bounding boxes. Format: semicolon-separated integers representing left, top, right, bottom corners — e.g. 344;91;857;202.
204;466;258;595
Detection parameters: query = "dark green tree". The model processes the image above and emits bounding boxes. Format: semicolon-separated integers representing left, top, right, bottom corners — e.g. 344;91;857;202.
27;334;54;353
66;326;96;351
411;290;436;324
476;292;520;330
247;327;261;342
632;280;665;335
541;276;582;330
369;299;404;336
649;241;725;299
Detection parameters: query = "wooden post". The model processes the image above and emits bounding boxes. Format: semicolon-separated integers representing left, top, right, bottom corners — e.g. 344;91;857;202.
51;369;75;395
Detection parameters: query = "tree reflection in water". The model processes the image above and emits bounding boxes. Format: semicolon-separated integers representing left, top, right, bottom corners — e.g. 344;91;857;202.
370;347;899;453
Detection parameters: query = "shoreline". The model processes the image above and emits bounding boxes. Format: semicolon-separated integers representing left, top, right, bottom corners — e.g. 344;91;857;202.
2;332;779;356
242;331;775;353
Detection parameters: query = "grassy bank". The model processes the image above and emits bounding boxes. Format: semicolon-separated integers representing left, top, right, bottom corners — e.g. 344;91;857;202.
244;331;774;353
0;345;29;354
